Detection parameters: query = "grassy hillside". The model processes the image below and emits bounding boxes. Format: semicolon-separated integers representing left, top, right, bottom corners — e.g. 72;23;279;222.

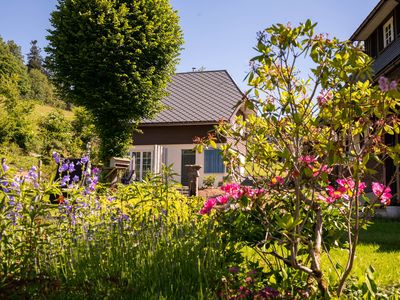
0;101;75;172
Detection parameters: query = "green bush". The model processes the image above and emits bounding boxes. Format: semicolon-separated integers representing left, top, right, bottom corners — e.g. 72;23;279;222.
0;162;233;299
38;110;77;157
203;175;216;188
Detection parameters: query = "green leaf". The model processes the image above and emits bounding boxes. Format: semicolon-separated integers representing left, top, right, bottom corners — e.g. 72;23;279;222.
209;140;217;149
384;125;394;135
197;144;203;154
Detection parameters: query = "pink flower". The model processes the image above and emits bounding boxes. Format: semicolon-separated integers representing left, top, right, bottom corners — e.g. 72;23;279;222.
318;194;335;204
216;194;229;204
199;198;217;214
336;178;366;199
299;155;316;164
317;90;333;106
358;182;366;193
313;164;333;177
220;183;243;199
336;178;355;190
327;186;343;200
372;182;392;205
255;188;266;196
242;186;256;198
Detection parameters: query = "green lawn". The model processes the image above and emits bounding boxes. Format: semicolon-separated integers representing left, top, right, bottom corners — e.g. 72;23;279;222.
326;219;400;289
243;218;400;295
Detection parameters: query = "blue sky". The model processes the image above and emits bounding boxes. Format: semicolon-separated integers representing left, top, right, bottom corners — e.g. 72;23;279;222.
0;0;378;89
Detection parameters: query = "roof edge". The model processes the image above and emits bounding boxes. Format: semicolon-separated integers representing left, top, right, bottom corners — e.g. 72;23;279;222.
139;121;220;127
351;0;399;41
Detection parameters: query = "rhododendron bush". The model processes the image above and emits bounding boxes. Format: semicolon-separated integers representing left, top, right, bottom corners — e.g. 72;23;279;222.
199;20;400;297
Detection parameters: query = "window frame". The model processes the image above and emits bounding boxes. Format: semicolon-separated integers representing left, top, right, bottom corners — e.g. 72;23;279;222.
131;151;153;181
383;16;394;48
204;149;225;174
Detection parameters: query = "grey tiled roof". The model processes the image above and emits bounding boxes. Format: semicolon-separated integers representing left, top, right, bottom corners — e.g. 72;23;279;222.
141;70;244;124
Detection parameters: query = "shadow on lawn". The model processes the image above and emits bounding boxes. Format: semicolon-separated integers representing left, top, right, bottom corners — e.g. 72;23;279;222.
359;219;400;252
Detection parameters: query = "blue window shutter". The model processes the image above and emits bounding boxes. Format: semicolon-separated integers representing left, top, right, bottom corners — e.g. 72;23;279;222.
204;149;224;173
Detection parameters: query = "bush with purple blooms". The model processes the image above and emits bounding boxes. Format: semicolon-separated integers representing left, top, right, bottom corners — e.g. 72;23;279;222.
0;158;231;299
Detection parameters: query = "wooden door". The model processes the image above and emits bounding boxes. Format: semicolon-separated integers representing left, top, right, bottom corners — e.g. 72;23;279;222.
181;150;195;186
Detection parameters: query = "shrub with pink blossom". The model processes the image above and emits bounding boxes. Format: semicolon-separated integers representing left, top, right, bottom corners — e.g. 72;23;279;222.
197;20;400;297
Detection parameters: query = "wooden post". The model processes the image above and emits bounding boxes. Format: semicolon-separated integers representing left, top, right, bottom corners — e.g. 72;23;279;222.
186;164;202;197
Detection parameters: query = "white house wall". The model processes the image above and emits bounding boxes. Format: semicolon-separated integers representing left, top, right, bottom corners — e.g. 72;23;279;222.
130;144;226;187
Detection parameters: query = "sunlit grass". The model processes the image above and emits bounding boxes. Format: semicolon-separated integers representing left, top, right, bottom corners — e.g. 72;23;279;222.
325;219;400;288
31;103;74;122
242;219;400;293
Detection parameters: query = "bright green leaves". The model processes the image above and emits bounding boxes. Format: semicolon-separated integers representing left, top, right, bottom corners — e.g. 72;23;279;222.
47;0;183;161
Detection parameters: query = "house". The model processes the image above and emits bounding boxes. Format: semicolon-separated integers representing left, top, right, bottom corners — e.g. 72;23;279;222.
351;0;400;211
351;0;400;79
130;70;247;187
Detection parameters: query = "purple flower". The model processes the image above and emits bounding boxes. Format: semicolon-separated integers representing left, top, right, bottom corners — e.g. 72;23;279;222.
379;76;389;92
68;162;75;173
2;162;9;173
28;166;38;180
10;181;20;192
107;196;116;203
0;181;9;193
80;155;89;164
120;214;129;221
52;152;60;164
92;167;100;175
390;80;398;91
72;175;80;182
61;175;70;187
59;161;69;173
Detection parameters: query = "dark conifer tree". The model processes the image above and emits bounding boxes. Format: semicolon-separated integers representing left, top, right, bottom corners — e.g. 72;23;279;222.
27;40;43;72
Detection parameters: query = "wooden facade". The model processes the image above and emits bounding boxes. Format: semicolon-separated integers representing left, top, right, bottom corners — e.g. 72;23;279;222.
364;4;400;77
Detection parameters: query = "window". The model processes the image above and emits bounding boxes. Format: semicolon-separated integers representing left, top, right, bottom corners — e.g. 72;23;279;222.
383;17;394;48
204;149;225;173
131;151;152;181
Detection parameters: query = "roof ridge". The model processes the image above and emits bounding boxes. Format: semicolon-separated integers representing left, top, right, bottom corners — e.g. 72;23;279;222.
174;69;228;75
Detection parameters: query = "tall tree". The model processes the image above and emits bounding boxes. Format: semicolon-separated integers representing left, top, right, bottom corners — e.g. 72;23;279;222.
27;40;44;72
0;37;30;97
7;40;24;63
46;0;183;162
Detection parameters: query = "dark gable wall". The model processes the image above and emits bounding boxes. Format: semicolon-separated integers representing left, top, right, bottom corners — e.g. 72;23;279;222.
365;6;400;58
133;124;226;145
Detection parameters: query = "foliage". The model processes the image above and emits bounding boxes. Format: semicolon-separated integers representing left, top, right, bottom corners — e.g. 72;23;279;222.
27;69;57;105
46;0;184;162
0;73;35;150
27;40;44;72
38;110;77;158
0;36;30;96
0;158;232;299
71;106;99;160
198;20;400;297
6;40;24;63
203;174;216;188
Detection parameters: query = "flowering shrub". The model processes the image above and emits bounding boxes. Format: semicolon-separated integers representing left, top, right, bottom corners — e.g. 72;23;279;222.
199;20;400;297
0;158;229;298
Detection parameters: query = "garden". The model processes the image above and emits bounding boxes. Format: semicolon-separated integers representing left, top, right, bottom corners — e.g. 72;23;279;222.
0;0;400;298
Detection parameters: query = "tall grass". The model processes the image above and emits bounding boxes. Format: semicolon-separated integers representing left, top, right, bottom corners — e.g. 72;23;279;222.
0;168;230;299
